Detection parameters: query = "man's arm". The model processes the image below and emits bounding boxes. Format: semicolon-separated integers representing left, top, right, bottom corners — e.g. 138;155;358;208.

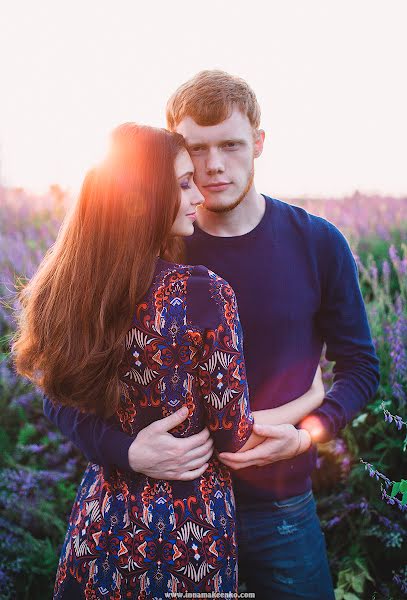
43;395;133;471
303;222;380;442
43;397;213;480
219;222;380;470
218;366;324;469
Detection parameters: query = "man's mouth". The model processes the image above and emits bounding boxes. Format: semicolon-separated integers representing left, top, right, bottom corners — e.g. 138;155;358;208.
203;182;231;192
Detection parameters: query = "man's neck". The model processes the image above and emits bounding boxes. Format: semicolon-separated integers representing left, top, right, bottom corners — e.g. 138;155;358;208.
196;187;266;237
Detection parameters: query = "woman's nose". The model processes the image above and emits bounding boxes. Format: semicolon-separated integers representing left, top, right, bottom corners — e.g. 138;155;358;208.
192;187;204;206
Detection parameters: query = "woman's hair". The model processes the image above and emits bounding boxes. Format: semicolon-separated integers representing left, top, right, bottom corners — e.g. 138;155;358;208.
13;123;187;417
166;70;261;131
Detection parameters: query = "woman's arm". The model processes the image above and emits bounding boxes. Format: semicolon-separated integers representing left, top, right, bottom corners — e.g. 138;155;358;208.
255;365;324;426
193;268;254;453
237;366;324;452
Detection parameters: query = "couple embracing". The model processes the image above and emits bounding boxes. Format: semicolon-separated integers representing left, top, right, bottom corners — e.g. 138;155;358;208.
13;70;379;599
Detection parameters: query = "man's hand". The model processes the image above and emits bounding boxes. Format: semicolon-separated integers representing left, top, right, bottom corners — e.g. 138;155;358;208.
218;423;311;470
128;406;214;480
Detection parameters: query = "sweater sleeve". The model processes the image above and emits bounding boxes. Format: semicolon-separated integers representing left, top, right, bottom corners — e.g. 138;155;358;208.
312;222;380;441
187;266;254;453
43;395;134;473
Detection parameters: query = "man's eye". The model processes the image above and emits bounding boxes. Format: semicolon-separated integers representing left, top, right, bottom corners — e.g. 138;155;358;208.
223;142;239;149
189;146;204;153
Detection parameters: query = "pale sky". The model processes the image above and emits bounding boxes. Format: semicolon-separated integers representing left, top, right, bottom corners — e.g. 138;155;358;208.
1;0;406;197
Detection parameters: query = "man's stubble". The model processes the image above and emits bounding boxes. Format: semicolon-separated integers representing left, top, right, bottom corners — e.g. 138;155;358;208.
201;165;255;214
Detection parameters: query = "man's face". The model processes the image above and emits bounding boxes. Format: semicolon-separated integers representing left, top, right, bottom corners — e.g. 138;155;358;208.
175;108;264;213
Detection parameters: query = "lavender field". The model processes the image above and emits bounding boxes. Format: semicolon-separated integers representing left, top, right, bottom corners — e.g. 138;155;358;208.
1;187;407;599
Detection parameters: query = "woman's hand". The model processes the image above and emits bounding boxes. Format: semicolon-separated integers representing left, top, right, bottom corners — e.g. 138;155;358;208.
310;365;325;407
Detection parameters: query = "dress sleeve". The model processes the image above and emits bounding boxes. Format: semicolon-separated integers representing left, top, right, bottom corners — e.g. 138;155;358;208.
43;395;134;474
187;266;254;453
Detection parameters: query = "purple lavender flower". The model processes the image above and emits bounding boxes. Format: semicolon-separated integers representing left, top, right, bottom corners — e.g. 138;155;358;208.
393;566;407;594
326;516;341;529
22;443;45;454
382;259;391;293
386;296;407;407
389;244;400;266
10;390;38;410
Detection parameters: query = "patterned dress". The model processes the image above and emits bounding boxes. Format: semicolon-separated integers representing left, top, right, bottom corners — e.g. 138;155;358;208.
54;260;254;599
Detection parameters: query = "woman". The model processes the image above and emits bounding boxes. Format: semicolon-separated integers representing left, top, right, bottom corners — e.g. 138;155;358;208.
13;123;323;599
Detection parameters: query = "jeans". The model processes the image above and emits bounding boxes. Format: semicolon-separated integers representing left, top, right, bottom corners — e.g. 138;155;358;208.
237;490;335;600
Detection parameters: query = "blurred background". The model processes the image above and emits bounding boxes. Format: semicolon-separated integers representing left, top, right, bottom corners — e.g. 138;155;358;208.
1;1;406;598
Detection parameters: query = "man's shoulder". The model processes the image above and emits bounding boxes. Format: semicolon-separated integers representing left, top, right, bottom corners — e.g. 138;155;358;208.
263;195;339;239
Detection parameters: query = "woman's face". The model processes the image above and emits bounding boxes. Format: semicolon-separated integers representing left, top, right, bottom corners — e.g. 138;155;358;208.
170;149;204;236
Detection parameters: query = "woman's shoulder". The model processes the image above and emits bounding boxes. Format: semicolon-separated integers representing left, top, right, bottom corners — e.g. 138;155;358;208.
155;258;235;306
156;258;229;290
148;259;239;335
184;264;237;330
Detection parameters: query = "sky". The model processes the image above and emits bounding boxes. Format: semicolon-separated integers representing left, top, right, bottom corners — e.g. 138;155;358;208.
1;0;406;198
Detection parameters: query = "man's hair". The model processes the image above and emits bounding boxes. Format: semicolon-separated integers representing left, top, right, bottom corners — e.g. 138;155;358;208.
166;70;261;131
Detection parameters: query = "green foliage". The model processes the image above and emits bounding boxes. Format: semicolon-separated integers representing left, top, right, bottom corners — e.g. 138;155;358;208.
17;423;36;446
390;480;407;505
0;365;87;598
0;427;11;456
334;556;374;599
357;228;406;265
0;518;59;599
1;200;407;598
313;231;407;599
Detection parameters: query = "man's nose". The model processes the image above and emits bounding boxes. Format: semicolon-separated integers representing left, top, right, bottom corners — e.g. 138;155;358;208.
205;148;224;174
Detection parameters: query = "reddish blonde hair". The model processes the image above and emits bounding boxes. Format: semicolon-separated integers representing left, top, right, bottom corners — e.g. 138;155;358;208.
13;123;186;416
166;70;261;131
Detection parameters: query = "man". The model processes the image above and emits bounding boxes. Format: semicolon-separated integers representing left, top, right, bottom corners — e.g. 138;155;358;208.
44;70;379;598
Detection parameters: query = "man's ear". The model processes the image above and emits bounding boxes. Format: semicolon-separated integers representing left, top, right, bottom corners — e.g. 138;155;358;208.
253;129;265;158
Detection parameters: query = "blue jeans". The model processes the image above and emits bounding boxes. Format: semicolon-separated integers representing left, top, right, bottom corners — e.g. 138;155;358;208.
237;490;335;599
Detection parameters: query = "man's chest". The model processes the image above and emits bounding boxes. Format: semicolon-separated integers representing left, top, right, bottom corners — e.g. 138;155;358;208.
187;241;321;336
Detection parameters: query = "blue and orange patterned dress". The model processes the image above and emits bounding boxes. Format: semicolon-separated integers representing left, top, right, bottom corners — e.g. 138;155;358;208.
54;260;254;599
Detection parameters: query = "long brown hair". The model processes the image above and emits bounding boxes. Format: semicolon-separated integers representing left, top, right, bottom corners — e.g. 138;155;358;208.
13;123;186;417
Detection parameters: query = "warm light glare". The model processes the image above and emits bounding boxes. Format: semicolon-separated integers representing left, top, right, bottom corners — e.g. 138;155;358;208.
300;415;326;443
0;1;406;196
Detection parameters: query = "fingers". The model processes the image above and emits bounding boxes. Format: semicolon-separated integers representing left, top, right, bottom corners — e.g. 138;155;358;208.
184;438;213;461
153;406;189;432
160;447;212;479
218;445;265;463
298;428;312;453
313;364;323;387
178;462;209;481
189;447;214;468
180;427;212;452
252;422;294;437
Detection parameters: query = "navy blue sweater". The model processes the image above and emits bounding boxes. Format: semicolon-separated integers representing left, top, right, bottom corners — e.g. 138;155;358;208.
44;196;380;502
